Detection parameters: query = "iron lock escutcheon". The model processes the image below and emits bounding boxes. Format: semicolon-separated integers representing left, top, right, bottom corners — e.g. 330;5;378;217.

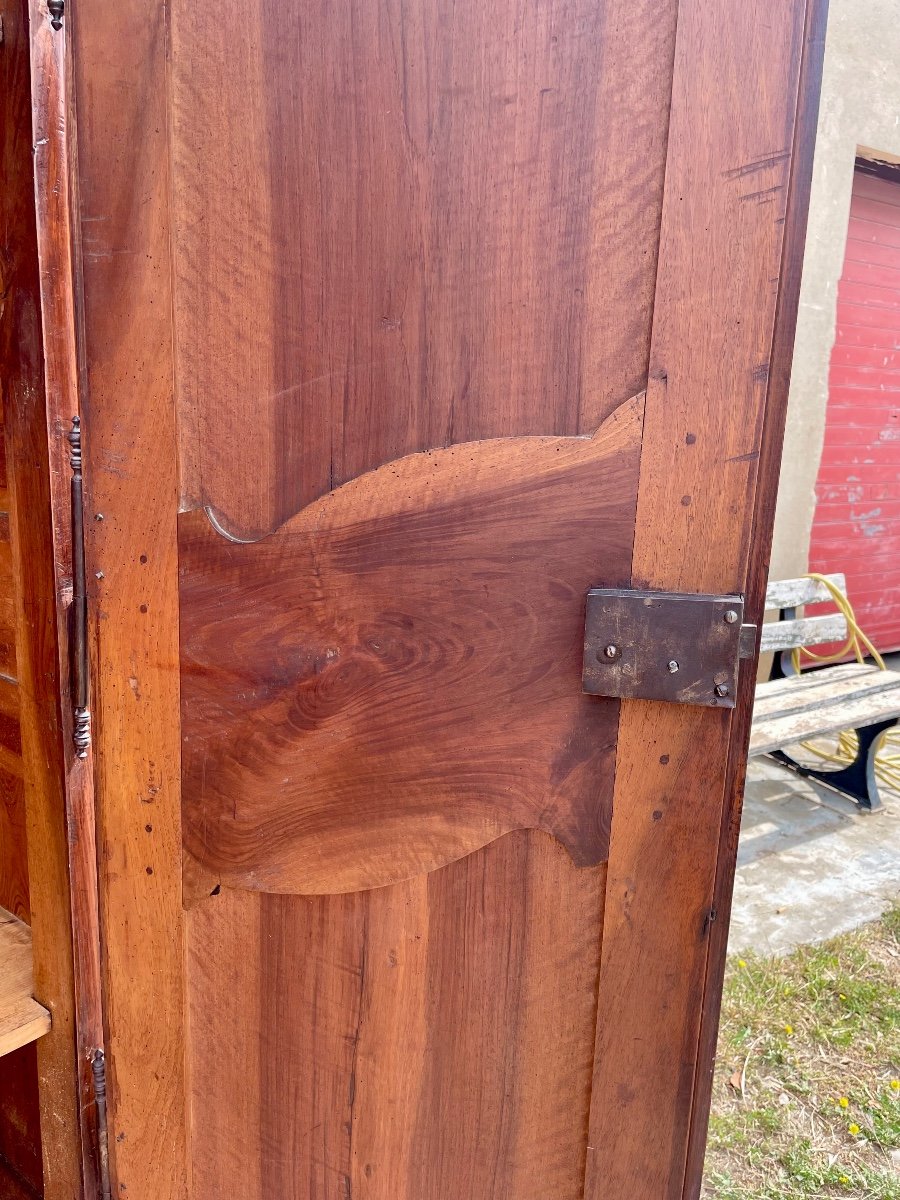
582;589;757;708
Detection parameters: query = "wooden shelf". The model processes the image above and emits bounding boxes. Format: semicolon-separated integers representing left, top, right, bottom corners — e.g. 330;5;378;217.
0;907;51;1057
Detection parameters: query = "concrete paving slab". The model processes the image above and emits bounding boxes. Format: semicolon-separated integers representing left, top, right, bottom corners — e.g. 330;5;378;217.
728;754;900;956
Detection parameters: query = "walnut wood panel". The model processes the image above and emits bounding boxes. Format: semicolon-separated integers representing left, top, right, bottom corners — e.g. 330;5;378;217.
187;831;605;1200
170;0;677;538
181;396;640;894
584;2;819;1197
63;0;824;1195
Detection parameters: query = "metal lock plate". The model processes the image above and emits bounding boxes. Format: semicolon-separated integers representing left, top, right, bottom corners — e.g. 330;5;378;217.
582;589;748;708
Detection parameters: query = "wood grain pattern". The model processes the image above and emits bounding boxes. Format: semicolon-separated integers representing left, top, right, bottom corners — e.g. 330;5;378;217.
187;831;605;1200
764;573;845;609
759;612;848;652
585;2;817;1197
69;0;188;1195
170;0;677;538
1;0;90;1194
26;0;111;1192
0;1045;43;1200
61;0;825;1195
181;396;640;894
683;4;829;1188
0;908;51;1058
750;676;900;755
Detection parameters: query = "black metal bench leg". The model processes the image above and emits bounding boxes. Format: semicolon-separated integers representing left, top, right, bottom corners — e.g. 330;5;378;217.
771;717;898;812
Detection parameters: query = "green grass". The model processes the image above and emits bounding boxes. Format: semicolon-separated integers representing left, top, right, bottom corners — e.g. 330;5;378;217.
703;904;900;1198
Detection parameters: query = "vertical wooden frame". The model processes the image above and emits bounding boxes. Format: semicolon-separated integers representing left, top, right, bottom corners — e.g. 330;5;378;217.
682;2;830;1193
0;0;109;1193
585;1;827;1197
67;0;189;1196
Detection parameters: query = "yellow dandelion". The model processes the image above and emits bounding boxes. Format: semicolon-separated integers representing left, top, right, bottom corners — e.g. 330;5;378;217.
848;1123;860;1136
784;1024;794;1035
839;993;846;1000
839;1176;850;1186
838;1096;849;1108
737;959;747;969
890;1079;900;1091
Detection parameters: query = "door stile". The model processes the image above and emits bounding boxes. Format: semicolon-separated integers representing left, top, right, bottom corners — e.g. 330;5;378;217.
584;1;820;1197
681;1;830;1192
67;1;188;1197
21;0;105;1193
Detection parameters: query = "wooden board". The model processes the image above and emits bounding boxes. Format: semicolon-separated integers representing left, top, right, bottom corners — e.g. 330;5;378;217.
62;0;826;1196
171;0;676;539
73;2;682;1197
188;832;606;1200
759;611;848;652
181;397;640;895
753;663;900;717
764;573;846;609
751;689;900;755
1;0;91;1194
585;1;820;1195
0;908;50;1058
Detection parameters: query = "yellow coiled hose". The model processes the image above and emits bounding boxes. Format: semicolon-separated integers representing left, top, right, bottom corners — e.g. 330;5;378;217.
790;572;900;795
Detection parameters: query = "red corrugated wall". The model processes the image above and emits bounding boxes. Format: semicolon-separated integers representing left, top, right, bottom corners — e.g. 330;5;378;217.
809;167;900;650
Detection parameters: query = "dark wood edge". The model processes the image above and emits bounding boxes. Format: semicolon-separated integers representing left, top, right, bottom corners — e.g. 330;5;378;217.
855;154;900;186
680;0;830;1193
27;2;104;1194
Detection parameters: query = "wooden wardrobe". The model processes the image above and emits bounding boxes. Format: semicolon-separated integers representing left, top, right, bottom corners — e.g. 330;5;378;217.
0;0;826;1197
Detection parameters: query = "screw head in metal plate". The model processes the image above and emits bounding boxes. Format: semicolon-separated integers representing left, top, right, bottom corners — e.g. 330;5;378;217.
667;660;680;673
723;609;738;624
598;644;619;662
714;682;730;697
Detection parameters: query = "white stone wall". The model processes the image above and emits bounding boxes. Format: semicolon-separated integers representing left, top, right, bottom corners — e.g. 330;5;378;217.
771;0;900;580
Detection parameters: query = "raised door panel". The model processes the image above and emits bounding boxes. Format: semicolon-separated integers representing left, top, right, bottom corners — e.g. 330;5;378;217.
169;1;674;1195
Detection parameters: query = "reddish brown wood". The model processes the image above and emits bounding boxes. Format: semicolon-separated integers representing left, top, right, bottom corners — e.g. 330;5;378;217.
584;2;819;1197
683;2;829;1192
59;0;823;1195
188;831;605;1200
69;0;188;1194
171;0;677;538
181;397;640;894
0;0;94;1194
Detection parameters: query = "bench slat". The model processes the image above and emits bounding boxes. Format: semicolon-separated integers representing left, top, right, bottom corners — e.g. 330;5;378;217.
749;685;900;756
759;611;848;653
753;662;873;704
753;666;900;722
764;573;847;609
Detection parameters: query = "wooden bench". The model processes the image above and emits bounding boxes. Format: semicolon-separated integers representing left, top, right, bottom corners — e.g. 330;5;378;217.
749;574;900;811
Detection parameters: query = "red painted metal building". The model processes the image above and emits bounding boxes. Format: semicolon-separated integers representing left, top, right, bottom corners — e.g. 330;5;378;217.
810;165;900;651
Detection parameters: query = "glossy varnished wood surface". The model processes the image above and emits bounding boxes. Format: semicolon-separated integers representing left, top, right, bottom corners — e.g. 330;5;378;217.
63;0;824;1194
171;0;676;538
70;0;188;1195
188;831;605;1200
1;0;87;1193
181;396;639;894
